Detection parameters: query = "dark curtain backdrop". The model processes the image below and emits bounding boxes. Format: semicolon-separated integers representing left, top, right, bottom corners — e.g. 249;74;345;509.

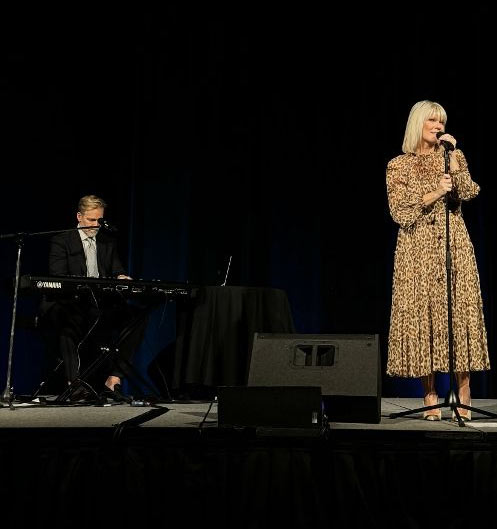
1;6;495;398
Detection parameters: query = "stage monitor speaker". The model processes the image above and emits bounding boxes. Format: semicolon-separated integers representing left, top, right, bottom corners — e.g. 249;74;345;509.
248;333;381;424
217;386;323;432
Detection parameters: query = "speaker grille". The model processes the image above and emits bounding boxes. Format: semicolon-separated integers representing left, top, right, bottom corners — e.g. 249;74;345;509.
248;333;381;423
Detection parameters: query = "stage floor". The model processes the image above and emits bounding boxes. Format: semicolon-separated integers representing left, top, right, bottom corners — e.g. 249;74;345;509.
2;397;497;436
2;397;497;528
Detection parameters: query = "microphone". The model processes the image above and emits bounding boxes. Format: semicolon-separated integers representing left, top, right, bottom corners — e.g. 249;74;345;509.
97;218;118;233
436;131;455;151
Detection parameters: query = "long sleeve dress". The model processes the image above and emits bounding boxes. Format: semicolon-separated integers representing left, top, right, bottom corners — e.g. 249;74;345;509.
386;148;490;377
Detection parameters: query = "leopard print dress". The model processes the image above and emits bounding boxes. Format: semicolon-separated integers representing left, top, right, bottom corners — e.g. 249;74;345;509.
386;148;490;377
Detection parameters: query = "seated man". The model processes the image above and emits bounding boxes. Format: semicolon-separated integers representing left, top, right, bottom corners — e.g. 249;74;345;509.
40;194;147;401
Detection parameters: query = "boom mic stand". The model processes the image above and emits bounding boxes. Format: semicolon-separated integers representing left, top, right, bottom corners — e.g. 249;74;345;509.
0;225;99;409
390;145;497;426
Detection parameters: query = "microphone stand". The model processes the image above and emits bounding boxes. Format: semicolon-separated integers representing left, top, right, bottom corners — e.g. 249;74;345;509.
390;147;497;426
0;225;98;408
221;255;232;287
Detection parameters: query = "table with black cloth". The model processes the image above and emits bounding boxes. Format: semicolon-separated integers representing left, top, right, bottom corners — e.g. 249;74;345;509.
172;286;295;395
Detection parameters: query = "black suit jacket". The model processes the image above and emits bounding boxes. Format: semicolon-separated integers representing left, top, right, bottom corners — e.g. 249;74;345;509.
39;230;127;316
49;229;126;278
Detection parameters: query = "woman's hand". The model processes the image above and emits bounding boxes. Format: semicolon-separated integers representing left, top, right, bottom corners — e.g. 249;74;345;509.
438;133;461;172
437;133;457;150
436;174;453;197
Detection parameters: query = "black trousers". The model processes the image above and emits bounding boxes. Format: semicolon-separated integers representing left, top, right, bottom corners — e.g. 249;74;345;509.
41;296;148;384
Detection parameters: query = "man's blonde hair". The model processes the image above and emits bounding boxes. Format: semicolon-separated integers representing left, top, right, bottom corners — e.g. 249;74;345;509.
78;195;107;213
402;100;447;154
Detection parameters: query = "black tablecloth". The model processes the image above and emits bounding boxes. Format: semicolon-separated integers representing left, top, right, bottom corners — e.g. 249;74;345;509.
172;286;295;391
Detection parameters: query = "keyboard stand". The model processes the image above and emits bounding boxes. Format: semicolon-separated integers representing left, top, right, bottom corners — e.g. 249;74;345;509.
55;308;164;404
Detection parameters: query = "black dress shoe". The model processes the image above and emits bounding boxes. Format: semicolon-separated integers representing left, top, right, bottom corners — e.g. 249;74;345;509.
69;386;97;403
102;383;131;403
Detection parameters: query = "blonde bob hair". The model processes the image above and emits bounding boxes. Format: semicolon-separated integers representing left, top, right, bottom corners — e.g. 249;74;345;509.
78;195;107;214
402;100;447;154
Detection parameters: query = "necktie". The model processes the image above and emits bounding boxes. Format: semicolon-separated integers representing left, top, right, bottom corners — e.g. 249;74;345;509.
86;237;99;278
